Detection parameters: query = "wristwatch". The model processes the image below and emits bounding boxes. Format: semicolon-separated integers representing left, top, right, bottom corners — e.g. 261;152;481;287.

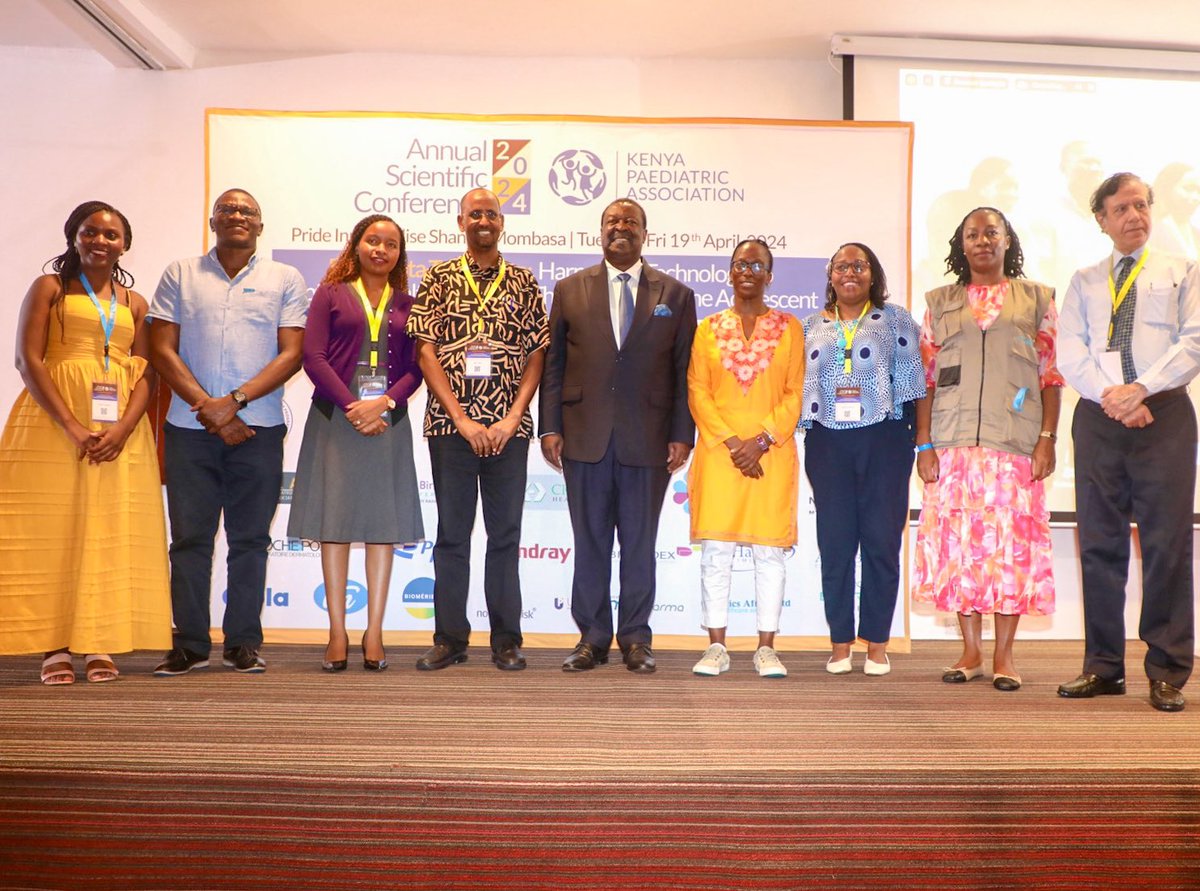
230;388;249;410
385;396;397;410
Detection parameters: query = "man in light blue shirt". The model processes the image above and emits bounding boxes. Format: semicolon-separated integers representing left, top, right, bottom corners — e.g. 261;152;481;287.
148;188;308;676
1057;172;1200;713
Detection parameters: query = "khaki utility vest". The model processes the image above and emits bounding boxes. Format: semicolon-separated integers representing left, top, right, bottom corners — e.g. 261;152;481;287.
926;279;1054;457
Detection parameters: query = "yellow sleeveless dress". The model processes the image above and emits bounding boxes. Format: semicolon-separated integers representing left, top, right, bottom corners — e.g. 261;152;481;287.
0;293;172;654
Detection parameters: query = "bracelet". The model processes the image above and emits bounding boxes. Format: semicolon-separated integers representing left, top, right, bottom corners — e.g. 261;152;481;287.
754;434;770;452
1039;431;1057;441
762;429;777;446
916;443;934;453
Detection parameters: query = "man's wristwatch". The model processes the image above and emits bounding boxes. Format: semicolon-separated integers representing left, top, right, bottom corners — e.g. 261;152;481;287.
230;388;249;410
385;396;397;410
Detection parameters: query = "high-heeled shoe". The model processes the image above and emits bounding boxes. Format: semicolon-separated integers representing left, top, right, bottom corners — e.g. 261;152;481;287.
322;634;349;672
362;636;388;672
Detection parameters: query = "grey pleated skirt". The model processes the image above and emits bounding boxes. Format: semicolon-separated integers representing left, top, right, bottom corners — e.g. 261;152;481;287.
287;400;425;544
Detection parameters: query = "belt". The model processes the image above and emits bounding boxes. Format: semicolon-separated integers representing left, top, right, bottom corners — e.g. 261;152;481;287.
1144;386;1187;407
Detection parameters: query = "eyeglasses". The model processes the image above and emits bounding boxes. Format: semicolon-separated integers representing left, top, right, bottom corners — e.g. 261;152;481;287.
466;209;501;221
214;203;261;219
732;260;768;274
831;261;869;275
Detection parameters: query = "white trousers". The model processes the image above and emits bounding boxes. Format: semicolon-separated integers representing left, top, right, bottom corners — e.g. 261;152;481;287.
699;539;787;632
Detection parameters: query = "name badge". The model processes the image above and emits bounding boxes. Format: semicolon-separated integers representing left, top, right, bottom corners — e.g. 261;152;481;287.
358;374;386;400
91;382;119;423
834;386;863;423
464;340;493;379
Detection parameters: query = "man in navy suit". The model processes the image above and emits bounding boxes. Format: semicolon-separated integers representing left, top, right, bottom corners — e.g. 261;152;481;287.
540;198;697;673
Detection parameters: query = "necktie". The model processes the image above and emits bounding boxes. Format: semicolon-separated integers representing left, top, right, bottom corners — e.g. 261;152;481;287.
617;272;634;346
1107;256;1138;384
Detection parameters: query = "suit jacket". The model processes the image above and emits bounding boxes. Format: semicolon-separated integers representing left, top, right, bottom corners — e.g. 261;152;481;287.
540;261;697;465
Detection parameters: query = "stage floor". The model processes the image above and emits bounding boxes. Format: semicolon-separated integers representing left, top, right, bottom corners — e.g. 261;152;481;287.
2;641;1197;889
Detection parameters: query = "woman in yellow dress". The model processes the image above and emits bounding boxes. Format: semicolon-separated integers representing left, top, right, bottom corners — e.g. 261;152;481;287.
0;201;172;684
686;239;805;678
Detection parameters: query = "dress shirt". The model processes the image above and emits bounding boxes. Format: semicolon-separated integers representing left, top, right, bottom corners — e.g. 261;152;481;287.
150;249;310;428
1058;246;1200;403
604;259;643;347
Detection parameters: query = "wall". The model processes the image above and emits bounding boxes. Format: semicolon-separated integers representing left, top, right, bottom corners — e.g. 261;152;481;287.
2;45;1193;646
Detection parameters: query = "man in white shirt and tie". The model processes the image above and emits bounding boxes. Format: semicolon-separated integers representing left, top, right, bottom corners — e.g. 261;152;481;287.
1057;172;1200;712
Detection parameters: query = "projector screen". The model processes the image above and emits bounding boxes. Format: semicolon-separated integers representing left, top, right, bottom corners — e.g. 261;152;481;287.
855;56;1200;518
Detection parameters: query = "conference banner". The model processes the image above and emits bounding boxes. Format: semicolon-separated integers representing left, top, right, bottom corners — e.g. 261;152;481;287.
205;110;913;648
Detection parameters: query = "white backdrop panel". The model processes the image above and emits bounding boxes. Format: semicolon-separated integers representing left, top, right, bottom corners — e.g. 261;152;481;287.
206;111;911;643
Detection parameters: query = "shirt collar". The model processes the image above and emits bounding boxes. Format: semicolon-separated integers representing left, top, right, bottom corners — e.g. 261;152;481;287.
604;258;643;282
1111;244;1147;265
464;252;503;276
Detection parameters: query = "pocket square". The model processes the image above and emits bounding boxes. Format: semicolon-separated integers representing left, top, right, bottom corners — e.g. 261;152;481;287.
653;304;672;317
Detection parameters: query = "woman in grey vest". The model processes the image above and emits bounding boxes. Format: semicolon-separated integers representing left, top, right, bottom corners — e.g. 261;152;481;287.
913;207;1064;691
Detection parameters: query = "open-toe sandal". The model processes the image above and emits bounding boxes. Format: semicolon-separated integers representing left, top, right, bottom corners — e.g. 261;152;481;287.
41;652;75;686
85;654;119;683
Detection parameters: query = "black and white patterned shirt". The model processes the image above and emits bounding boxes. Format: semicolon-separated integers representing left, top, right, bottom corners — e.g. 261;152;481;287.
406;253;548;438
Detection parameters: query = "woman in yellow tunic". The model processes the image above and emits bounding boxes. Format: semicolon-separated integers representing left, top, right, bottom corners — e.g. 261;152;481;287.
686;239;805;678
0;201;172;684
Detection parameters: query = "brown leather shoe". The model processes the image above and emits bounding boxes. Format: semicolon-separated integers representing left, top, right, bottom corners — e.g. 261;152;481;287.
415;643;467;671
1057;673;1125;698
492;643;527;671
623;643;656;674
562;642;608;672
1150;680;1186;712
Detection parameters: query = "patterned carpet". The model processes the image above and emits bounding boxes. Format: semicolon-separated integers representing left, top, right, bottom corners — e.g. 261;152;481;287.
0;641;1197;889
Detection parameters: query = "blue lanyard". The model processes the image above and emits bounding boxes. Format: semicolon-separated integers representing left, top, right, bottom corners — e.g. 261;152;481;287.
80;274;118;372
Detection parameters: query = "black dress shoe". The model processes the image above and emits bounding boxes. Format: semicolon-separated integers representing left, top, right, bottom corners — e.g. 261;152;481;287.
623;643;656;674
1057;673;1125;698
562;642;609;672
1150;680;1186;712
492;643;527;671
415;643;468;671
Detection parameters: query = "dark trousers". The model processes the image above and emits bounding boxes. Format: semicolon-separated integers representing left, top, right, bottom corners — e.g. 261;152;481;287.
804;416;914;644
163;422;285;654
562;438;670;652
427;434;528;650
1073;395;1195;688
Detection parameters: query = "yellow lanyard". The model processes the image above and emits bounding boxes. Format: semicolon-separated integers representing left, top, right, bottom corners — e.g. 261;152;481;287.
351;277;392;371
835;301;871;375
1107;250;1148;340
459;255;507;336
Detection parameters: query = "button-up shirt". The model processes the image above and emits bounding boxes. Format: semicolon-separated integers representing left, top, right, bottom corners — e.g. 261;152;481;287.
149;249;310;428
406;253;548;438
1058;246;1200;402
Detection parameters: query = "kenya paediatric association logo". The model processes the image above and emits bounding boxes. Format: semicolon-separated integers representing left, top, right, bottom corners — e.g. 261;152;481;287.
548;149;607;206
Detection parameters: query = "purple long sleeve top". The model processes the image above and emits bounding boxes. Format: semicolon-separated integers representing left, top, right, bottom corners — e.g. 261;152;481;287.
302;281;422;409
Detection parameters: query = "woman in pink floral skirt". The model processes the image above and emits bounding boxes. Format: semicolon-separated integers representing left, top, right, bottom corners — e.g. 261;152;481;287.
913;206;1063;692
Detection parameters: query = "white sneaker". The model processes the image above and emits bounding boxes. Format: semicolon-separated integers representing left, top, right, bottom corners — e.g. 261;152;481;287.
692;643;730;676
753;646;788;678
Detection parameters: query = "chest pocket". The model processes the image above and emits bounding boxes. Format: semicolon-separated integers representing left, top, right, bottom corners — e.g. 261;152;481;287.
1139;285;1178;329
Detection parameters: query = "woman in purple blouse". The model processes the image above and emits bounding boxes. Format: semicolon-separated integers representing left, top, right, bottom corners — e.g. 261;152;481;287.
287;215;424;672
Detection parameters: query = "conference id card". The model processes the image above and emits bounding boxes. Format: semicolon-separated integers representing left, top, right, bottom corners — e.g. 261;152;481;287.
1098;350;1125;386
834;387;863;423
464;340;493;379
358;374;386;400
91;382;119;423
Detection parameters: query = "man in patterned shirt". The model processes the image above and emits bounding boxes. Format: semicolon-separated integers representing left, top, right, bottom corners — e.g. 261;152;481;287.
406;188;548;672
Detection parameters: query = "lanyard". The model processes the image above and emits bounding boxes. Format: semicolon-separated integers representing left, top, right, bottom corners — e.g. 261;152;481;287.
1107;250;1148;340
459;255;507;335
835;301;871;375
351;277;392;371
80;274;118;372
